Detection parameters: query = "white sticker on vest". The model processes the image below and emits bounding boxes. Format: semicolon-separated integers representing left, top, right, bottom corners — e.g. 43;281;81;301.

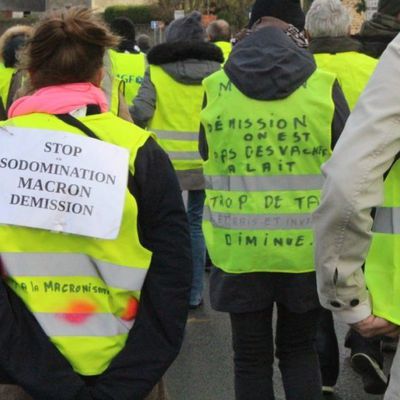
0;126;129;239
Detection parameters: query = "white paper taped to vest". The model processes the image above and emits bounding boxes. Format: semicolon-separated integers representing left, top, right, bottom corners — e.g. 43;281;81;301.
0;126;130;239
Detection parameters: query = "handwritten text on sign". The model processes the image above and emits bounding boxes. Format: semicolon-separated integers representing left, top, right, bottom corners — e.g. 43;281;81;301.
207;115;329;174
0;126;129;239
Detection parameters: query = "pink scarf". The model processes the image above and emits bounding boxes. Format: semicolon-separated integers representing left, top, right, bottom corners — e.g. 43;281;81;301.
8;83;109;118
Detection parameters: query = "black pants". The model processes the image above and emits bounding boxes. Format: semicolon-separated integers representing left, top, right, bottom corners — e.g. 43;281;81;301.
316;308;339;387
230;305;321;400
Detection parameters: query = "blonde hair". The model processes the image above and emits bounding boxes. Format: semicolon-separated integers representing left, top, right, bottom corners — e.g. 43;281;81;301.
22;7;119;89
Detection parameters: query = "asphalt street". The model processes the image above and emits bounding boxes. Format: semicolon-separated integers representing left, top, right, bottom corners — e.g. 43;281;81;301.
166;277;394;400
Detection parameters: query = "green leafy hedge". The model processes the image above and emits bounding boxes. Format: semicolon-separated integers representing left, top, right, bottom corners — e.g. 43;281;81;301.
104;5;158;25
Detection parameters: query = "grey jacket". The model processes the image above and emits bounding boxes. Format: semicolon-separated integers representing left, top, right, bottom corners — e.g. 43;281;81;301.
313;33;400;324
130;41;222;191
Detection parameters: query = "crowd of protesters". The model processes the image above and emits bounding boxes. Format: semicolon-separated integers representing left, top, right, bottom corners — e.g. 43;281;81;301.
0;0;400;399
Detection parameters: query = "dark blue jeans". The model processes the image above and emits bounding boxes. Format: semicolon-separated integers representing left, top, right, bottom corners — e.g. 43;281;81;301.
187;190;206;306
230;305;321;400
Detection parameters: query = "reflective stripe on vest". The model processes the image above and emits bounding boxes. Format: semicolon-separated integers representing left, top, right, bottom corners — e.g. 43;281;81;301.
203;206;313;230
102;52;121;116
366;160;400;324
2;253;147;292
102;74;121;115
108;49;146;104
205;174;324;191
0;112;152;376
314;51;377;110
167;151;202;161
371;207;400;234
201;69;335;274
148;65;205;171
153;129;199;141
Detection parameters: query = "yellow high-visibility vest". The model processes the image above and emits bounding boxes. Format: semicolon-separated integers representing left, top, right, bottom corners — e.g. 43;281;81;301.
314;51;377;110
214;41;232;63
201;69;335;274
102;51;123;116
0;66;15;114
366;160;400;324
0;112;152;376
109;49;146;104
148;65;204;172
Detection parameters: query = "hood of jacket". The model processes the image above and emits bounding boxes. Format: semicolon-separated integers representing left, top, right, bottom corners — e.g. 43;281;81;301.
359;12;400;38
224;27;316;101
0;25;32;66
147;41;223;84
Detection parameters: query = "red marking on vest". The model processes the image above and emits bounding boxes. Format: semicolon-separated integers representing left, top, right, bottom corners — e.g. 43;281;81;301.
59;300;97;324
121;297;139;321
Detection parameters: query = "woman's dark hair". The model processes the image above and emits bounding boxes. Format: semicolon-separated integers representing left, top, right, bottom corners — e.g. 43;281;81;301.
23;7;119;89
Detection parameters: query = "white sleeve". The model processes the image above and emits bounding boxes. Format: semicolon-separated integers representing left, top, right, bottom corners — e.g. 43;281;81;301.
313;33;400;324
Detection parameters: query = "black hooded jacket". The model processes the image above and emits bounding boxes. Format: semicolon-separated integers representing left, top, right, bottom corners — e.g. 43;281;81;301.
199;27;349;313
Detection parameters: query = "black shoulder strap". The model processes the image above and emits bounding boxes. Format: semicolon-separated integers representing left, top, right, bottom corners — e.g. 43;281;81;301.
55;112;136;194
0;97;7;121
55;113;100;140
6;71;20;112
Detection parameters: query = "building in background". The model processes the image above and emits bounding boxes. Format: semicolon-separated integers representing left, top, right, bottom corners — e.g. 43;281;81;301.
46;0;92;9
0;0;45;12
0;0;155;13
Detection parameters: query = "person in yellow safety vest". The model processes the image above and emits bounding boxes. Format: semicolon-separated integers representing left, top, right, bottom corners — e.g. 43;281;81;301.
108;17;146;106
101;50;131;119
0;25;32;120
131;11;223;309
0;7;192;400
199;22;349;400
305;0;385;395
306;0;378;111
0;30;126;124
0;26;127;123
206;20;232;63
314;32;400;400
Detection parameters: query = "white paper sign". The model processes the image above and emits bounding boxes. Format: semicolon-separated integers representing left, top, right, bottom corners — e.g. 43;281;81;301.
0;126;129;239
